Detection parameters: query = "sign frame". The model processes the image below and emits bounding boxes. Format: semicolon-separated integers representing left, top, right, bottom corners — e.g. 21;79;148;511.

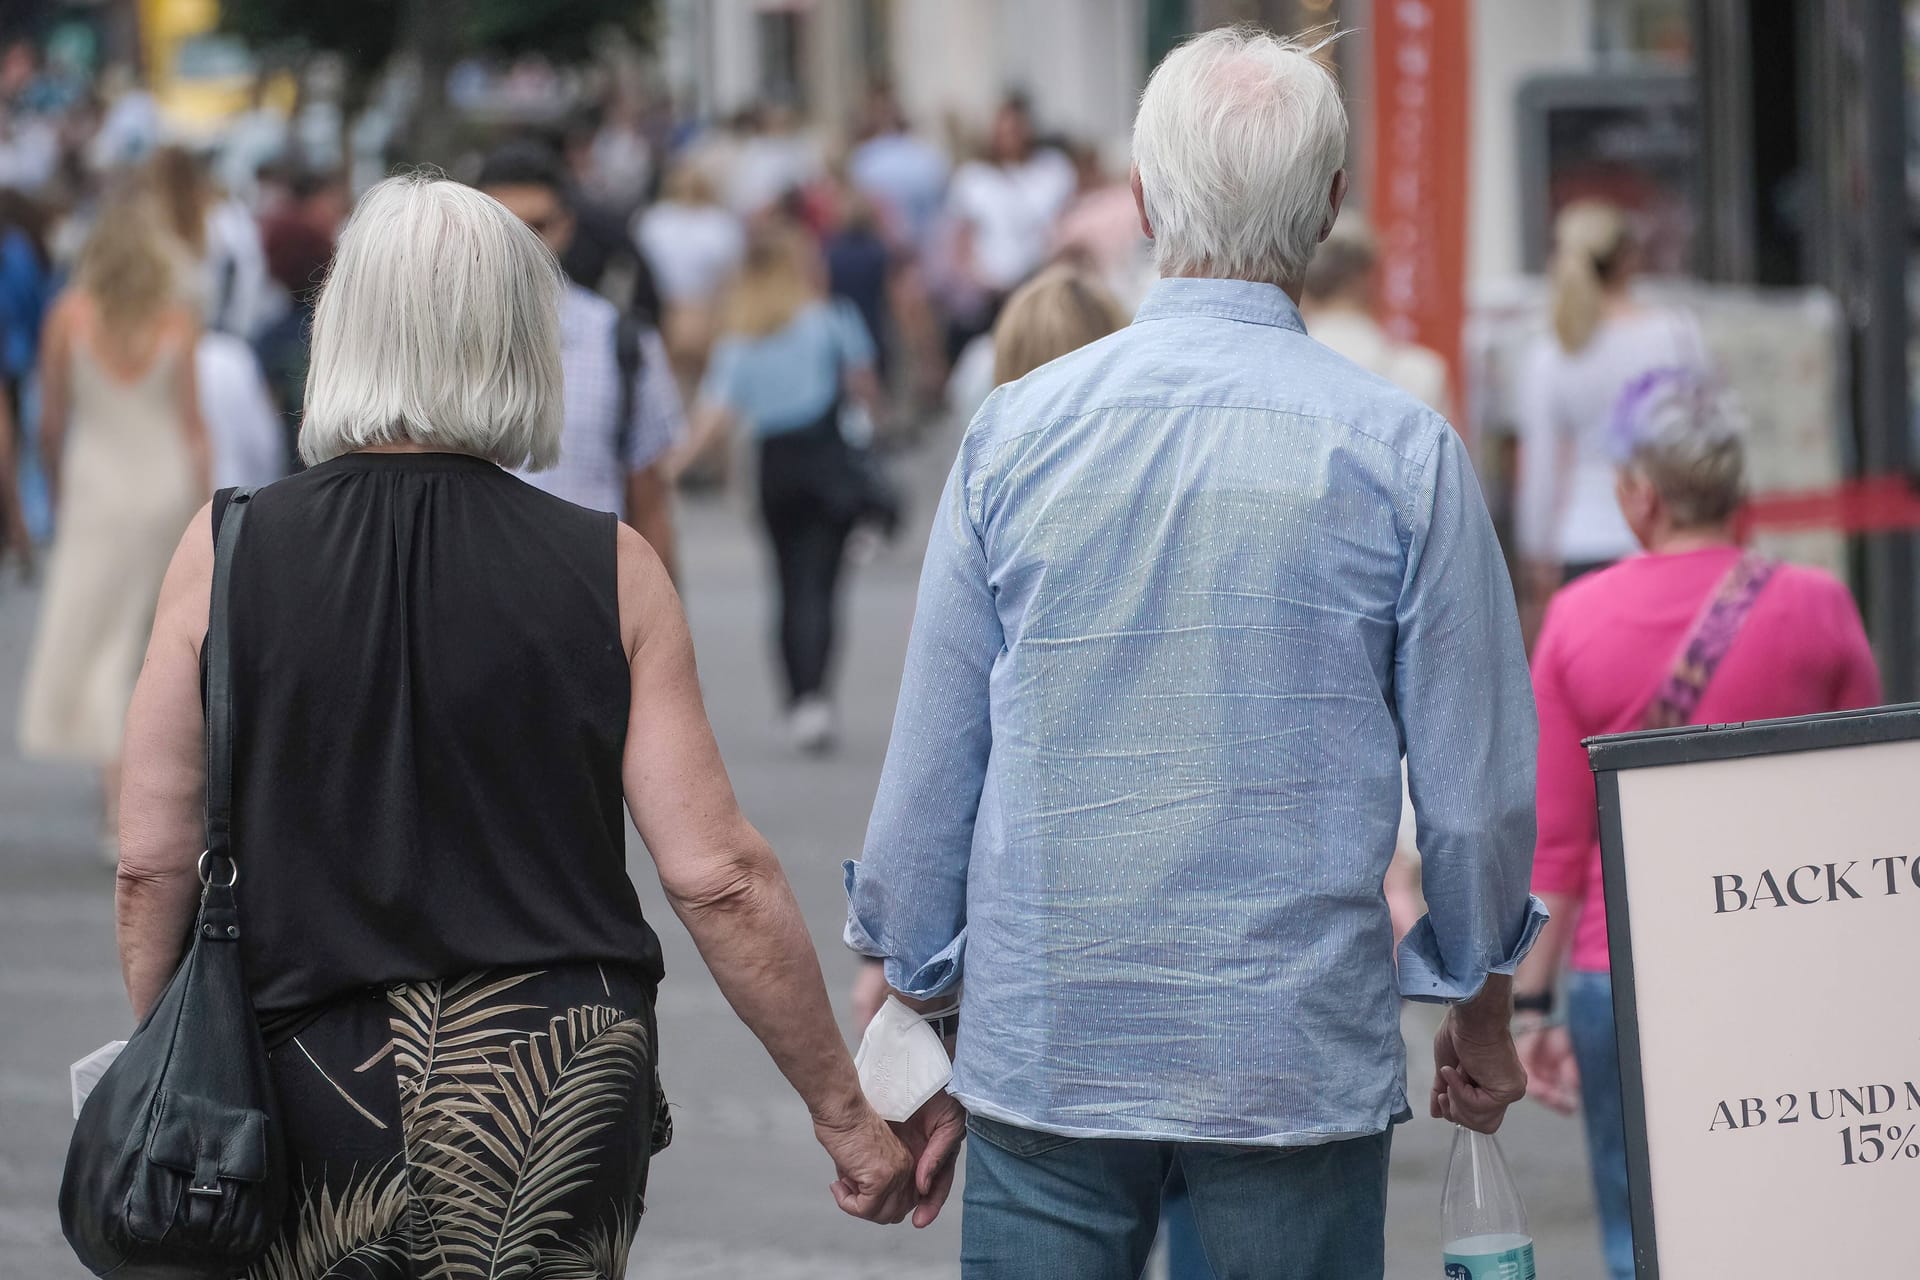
1589;702;1920;1280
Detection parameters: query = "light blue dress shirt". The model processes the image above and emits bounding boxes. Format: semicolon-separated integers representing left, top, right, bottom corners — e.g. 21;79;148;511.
846;278;1548;1146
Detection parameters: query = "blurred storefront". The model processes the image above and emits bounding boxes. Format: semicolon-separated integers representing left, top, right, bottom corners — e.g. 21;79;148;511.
1472;0;1915;694
661;0;1150;150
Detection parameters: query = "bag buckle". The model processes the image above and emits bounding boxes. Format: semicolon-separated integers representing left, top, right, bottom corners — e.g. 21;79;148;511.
189;1151;224;1198
196;850;238;888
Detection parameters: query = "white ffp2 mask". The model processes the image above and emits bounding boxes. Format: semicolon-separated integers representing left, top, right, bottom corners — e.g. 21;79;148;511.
854;996;954;1122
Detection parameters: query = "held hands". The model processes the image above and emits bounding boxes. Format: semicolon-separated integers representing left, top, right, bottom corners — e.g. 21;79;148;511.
1516;1022;1581;1115
813;1096;918;1225
845;963;966;1228
1431;1008;1529;1134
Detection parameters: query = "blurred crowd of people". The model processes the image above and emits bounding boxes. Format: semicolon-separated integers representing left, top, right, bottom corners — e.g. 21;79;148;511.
0;46;1174;761
639;84;1157;439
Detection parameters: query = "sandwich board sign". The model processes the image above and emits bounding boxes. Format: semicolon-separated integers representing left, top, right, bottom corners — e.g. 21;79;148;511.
1591;704;1920;1277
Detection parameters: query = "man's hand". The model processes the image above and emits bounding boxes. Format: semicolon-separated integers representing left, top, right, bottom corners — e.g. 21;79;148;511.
815;1097;918;1224
851;958;889;1031
894;1092;966;1228
1431;1008;1528;1134
1517;1022;1579;1115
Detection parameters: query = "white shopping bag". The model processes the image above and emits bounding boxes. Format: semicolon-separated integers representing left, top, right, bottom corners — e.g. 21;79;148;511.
71;1041;126;1119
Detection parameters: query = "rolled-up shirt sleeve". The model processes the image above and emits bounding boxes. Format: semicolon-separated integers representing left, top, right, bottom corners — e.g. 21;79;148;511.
1393;425;1549;1002
845;430;1002;998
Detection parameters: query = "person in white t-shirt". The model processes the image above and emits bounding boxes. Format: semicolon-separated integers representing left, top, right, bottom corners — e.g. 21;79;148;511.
635;164;746;308
726;104;824;217
1516;200;1710;607
196;330;286;489
635;164;747;425
941;96;1075;355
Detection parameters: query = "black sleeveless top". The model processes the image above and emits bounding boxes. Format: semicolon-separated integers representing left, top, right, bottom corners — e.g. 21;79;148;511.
211;452;664;1016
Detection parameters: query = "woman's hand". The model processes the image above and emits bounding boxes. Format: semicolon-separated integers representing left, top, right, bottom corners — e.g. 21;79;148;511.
117;505;215;1016
814;1095;918;1224
1518;1021;1581;1115
665;402;731;486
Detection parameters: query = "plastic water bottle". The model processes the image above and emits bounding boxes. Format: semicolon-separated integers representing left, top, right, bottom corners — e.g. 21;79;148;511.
1442;1125;1537;1279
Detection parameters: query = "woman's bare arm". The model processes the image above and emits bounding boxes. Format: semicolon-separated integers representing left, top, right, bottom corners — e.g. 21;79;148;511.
665;401;731;482
614;524;913;1223
117;504;214;1018
37;293;73;505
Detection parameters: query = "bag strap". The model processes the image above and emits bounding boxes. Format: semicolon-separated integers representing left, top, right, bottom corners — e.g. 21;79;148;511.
203;487;255;880
1641;551;1779;730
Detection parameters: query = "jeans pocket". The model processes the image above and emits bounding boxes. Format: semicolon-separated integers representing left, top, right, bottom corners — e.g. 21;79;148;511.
966;1113;1083;1159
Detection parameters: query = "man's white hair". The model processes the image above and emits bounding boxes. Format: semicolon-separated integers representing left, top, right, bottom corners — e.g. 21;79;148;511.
1131;26;1348;286
300;173;564;470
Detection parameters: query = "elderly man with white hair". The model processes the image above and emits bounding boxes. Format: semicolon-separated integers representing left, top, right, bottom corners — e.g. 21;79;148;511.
847;27;1546;1276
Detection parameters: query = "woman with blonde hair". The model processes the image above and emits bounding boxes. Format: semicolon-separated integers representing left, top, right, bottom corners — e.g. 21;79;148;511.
110;175;918;1275
634;162;746;408
145;144;269;337
1517;200;1709;607
18;188;210;852
674;220;886;752
989;264;1130;385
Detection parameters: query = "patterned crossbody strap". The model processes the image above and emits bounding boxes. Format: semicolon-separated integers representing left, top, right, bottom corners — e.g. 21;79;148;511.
1642;551;1780;731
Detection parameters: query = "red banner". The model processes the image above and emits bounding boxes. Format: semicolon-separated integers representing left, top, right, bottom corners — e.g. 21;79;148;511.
1370;0;1472;424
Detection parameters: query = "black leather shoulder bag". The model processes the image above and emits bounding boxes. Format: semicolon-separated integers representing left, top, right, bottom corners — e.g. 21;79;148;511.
61;487;288;1277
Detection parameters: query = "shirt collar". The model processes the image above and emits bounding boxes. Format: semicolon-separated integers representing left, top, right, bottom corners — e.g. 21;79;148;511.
1130;277;1307;335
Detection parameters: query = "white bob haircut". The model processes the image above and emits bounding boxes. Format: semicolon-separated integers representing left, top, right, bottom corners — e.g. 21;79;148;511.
300;173;564;470
1132;26;1348;286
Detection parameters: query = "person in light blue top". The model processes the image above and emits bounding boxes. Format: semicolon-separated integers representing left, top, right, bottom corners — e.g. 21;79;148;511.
698;288;875;439
678;222;887;753
845;28;1547;1280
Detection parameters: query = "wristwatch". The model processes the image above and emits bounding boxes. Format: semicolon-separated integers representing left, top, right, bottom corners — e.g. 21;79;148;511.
1512;990;1554;1017
923;1008;960;1040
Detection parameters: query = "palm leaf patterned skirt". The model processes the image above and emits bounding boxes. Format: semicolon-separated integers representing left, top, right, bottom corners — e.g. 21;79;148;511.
249;962;668;1280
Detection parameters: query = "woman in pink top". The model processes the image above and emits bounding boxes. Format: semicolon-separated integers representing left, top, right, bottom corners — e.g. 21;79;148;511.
1513;371;1880;1280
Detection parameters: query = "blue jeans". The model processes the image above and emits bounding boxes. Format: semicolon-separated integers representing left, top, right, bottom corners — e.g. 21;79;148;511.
960;1113;1392;1280
1567;970;1634;1280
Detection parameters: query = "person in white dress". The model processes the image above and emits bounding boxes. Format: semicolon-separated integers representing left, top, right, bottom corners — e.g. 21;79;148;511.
18;190;208;855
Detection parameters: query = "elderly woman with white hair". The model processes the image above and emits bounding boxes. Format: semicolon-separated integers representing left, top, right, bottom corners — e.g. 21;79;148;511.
114;174;919;1276
1513;370;1878;1280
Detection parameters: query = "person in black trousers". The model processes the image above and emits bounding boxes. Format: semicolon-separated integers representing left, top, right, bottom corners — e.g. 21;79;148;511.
672;220;889;754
